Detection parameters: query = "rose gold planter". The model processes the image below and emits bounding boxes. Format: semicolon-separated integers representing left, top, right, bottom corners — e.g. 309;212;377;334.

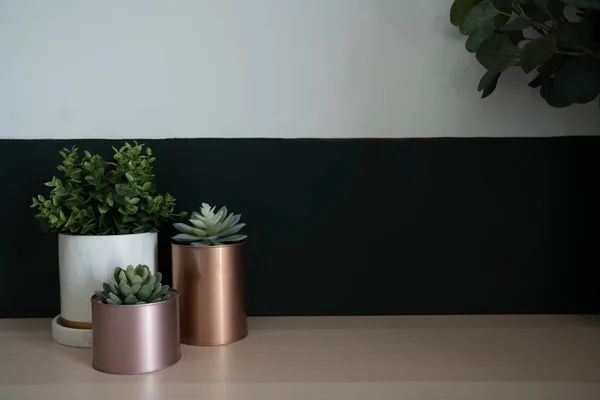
172;242;247;346
91;289;181;374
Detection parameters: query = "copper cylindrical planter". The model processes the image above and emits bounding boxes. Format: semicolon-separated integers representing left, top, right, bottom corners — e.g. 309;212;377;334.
172;242;247;345
91;289;181;374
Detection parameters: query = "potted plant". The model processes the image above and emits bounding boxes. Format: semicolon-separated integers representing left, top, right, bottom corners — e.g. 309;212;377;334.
171;203;248;345
450;0;600;107
92;265;180;374
31;141;184;347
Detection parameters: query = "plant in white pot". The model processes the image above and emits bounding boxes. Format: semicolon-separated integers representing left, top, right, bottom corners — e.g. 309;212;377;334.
31;141;184;347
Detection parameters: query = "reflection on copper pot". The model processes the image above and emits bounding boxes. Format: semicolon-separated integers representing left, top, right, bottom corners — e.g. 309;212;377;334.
91;289;181;374
172;242;247;346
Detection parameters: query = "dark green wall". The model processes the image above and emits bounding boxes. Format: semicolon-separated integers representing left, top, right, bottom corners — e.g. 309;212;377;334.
1;137;599;317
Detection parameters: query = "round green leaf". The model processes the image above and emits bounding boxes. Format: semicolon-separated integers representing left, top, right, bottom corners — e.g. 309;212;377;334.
451;0;479;26
528;71;550;88
477;70;501;92
466;22;495;53
554;58;600;104
460;0;499;35
521;1;565;22
493;0;512;26
476;34;518;72
556;22;592;51
500;18;532;32
541;78;573;108
527;54;566;88
481;74;500;98
562;0;600;10
520;34;557;74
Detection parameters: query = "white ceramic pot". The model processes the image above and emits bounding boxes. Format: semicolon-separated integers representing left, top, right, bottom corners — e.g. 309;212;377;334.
54;232;157;346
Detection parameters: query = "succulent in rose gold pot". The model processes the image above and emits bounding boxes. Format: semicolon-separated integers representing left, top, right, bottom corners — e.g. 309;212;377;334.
91;265;180;375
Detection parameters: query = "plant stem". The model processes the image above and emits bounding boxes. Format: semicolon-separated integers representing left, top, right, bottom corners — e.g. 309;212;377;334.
555;50;586;56
534;22;551;33
573;44;600;60
541;5;556;28
532;25;546;36
513;4;524;15
506;8;552;35
556;35;600;61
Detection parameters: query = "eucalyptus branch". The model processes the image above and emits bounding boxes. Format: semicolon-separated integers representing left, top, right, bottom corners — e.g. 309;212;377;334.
534;21;551;33
557;35;600;61
555;50;586;56
450;0;600;107
507;6;552;34
573;44;600;60
513;4;525;15
532;25;547;36
542;7;556;28
515;4;527;18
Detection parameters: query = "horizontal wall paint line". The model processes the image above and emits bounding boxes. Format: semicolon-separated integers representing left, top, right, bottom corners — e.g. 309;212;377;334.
1;0;599;140
1;135;598;141
1;137;599;317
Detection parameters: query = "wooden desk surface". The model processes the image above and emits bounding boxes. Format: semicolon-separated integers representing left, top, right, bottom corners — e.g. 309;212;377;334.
1;316;599;399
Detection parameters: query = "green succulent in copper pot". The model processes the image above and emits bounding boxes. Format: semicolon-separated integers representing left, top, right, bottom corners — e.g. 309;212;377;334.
172;203;247;246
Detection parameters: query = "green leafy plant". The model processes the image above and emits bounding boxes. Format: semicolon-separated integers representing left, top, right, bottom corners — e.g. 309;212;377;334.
172;203;247;246
450;0;600;107
31;141;185;235
94;265;170;305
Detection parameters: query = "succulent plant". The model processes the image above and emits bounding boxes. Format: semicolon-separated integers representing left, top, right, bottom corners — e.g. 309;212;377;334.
94;265;170;305
172;203;247;246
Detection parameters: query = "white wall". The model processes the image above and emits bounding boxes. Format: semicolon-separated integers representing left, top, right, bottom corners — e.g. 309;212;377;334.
1;0;598;139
